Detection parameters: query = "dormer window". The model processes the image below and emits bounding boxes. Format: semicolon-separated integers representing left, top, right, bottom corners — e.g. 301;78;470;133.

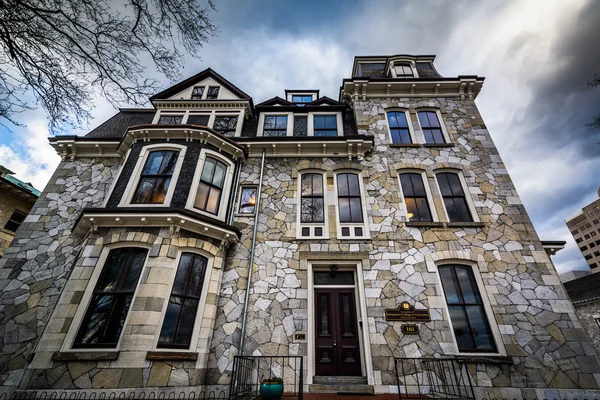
394;64;414;78
264;115;288;137
191;87;205;100
206;86;220;100
292;95;313;106
213;115;238;137
314;115;337;137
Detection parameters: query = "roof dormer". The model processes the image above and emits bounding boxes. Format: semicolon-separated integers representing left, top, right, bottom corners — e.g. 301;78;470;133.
285;90;320;106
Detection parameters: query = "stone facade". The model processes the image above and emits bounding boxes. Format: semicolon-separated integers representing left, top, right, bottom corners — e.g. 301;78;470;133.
1;58;599;400
571;301;600;359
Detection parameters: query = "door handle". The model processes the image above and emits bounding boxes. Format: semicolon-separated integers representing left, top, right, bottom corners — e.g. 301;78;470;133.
333;339;337;347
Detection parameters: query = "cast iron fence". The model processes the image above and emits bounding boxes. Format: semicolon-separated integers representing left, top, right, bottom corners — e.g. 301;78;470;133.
395;357;475;399
229;356;303;400
1;389;227;400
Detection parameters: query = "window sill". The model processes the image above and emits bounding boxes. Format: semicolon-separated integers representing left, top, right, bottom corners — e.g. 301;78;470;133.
52;351;119;361
455;355;512;365
146;351;198;361
405;222;444;228
389;144;421;148
422;143;456;148
446;222;485;228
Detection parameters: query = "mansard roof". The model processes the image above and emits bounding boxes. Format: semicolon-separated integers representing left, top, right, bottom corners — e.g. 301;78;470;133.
85;109;155;139
149;68;253;101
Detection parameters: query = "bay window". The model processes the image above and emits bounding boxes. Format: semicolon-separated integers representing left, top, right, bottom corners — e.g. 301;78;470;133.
194;157;227;215
132;150;178;204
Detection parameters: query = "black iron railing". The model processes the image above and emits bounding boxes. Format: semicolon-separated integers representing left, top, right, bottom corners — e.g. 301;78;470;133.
395;357;475;400
229;356;303;400
1;388;227;400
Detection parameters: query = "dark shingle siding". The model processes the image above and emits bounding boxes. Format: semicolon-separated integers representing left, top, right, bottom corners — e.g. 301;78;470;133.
241;117;258;137
85;110;155;139
564;273;600;303
416;62;442;78
343;109;359;136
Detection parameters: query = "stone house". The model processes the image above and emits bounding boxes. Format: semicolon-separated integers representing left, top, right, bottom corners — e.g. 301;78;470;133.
0;165;40;256
0;55;599;399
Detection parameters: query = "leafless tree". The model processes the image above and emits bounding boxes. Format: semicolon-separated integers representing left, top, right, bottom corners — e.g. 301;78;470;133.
587;74;600;131
0;0;217;132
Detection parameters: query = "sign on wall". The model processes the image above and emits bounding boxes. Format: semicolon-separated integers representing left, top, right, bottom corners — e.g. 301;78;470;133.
385;301;431;322
401;324;420;334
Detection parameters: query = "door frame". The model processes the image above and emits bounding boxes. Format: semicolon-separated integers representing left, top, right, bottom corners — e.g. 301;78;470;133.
307;260;373;385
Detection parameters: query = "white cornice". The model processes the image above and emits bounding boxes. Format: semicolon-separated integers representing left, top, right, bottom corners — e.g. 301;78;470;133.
151;100;252;118
49;126;246;161
341;77;484;101
75;211;239;245
237;138;373;160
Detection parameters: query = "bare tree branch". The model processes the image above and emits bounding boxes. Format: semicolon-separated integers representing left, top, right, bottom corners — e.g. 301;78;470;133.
588;74;600;131
0;0;217;133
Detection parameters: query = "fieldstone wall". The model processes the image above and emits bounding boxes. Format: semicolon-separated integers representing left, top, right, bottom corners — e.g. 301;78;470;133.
207;97;600;396
0;158;120;389
24;227;226;390
573;301;600;358
0;189;36;256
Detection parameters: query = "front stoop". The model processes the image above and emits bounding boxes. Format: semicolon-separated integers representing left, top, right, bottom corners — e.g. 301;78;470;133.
309;376;374;394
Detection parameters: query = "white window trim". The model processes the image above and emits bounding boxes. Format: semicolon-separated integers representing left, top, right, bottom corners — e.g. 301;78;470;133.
384;108;417;145
119;143;187;208
287;92;317;103
236;184;258;216
185;148;235;221
152;112;186;125
308;112;344;137
296;170;329;239
211;110;245;137
152;248;215;353
333;170;370;239
432;259;506;357
61;242;152;352
257;112;293;137
388;60;419;78
433;169;480;223
415;108;451;144
397;169;440;223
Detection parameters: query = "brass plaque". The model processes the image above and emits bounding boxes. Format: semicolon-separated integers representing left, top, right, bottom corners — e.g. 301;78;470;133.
401;324;419;335
385;301;431;322
294;333;306;340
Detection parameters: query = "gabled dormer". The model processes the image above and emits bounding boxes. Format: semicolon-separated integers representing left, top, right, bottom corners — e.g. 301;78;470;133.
285;90;320;106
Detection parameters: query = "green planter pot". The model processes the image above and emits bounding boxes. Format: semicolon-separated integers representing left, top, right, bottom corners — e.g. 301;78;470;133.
259;382;283;399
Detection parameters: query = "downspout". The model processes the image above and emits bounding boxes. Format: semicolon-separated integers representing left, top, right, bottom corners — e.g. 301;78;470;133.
238;149;266;354
227;161;242;226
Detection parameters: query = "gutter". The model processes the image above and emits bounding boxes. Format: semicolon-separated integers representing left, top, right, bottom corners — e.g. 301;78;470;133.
238;149;266;354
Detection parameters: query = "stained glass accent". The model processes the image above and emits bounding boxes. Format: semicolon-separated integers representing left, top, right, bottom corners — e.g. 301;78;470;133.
293;115;308;136
187;114;210;126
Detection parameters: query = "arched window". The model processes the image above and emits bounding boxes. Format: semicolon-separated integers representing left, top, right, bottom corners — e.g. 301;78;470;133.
438;264;496;352
301;173;325;224
399;172;433;222
417;111;445;144
194;156;227;215
158;252;208;348
337;173;363;224
74;247;148;348
436;172;473;222
132;150;179;204
386;111;412;144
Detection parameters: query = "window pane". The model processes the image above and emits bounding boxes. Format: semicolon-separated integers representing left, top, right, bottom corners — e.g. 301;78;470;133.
314;271;354;285
349;198;363;222
150;178;169;203
449;306;476;351
347;174;360;196
301;198;324;223
188;256;207;297
276;116;288;129
444;198;459;222
427;112;440;127
143;152;165;174
400;174;414;196
187;114;210;125
320;294;329;335
205;188;221;214
456;267;481;303
159;298;181;345
415;197;432;221
96;249;129;292
314;116;325;129
160;152;178;175
212;162;226;188
264;130;287;137
437;174;452;196
121;250;147;291
173;254;193;295
465;306;495;351
409;174;426;196
423;129;435;144
418;112;430;128
302;174;313;196
175;298;199;345
446;173;463;195
399;129;411;144
158;116;182;124
207;86;219;99
337;174;349;196
240;187;257;214
387;112;399;128
201;158;216;183
312;174;323;196
325;115;337;128
191;87;204;99
455;199;472;222
339;198;351;222
432;129;445;143
194;183;210;210
76;294;115;345
439;267;460;304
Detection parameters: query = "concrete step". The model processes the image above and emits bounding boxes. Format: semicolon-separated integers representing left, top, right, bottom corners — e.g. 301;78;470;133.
312;376;368;385
308;383;374;394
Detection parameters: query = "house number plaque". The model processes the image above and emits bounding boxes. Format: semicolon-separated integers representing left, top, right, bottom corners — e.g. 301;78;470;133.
401;324;419;335
385;301;431;322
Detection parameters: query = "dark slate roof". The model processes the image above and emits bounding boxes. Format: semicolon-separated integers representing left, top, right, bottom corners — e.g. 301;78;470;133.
241;116;258;138
150;68;252;101
309;96;341;106
256;96;293;106
85;110;155;139
416;62;443;78
563;272;600;303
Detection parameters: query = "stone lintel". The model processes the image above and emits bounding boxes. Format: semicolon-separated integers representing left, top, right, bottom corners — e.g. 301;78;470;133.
146;351;199;361
406;222;444;228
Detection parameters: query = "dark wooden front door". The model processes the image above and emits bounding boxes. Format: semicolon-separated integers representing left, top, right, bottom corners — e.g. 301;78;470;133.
315;288;362;376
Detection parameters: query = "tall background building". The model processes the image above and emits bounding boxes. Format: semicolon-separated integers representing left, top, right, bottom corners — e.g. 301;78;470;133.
565;188;600;272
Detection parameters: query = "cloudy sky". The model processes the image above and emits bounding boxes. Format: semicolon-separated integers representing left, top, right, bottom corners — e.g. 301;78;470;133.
0;0;599;273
